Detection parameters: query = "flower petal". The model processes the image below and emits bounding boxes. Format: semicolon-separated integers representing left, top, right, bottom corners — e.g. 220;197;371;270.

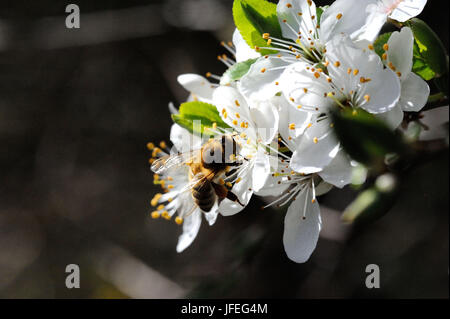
277;95;313;149
239;56;288;102
212;86;254;133
280;62;335;112
283;187;321;263
170;124;202;152
277;0;317;42
320;0;378;43
376;104;404;129
252;148;271;192
219;166;253;216
390;0;427;22
318;149;353;188
249;100;279;144
387;27;414;81
176;209;202;253
290;118;340;174
232;28;260;63
398;72;430;112
177;74;214;102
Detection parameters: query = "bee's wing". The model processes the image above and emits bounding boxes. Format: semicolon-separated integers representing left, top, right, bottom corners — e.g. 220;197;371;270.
151;149;200;174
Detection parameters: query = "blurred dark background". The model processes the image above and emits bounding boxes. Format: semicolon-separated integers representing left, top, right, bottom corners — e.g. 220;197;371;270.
0;0;448;298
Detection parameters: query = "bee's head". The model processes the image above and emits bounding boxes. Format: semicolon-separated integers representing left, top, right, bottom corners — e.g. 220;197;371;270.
201;135;240;169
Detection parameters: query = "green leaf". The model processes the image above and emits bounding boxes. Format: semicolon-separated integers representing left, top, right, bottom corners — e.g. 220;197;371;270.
220;58;258;85
331;108;409;167
316;6;328;26
408;18;448;79
374;32;392;58
171;101;230;136
232;0;281;56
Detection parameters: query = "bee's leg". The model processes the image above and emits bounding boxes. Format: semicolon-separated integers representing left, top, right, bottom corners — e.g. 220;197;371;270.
211;182;245;207
225;190;245;207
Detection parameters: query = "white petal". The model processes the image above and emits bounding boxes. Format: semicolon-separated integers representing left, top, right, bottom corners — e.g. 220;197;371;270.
359;68;401;114
387;27;414;81
283;187;321;263
219;166;253;216
290;118;340;174
177;74;214;102
249;101;279;144
398;72;430;112
390;0;427;22
251;149;271;192
204;202;219;226
212;86;254;132
376;104;404;129
356;5;388;42
280;62;334;111
318;149;353;188
320;0;378;43
255;160;290;197
277;95;313;149
277;0;317;42
232;28;260;63
239;56;288;102
315;181;334;196
169;124;202;152
176;209;202;253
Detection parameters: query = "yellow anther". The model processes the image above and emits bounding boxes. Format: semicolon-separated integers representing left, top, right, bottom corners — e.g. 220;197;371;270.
297;105;302;109
307;123;313;128
261;68;267;73
353;69;359;76
235;113;240;118
240;132;247;138
336;13;343;20
240;122;246;128
286;3;292;8
360;77;371;83
396;71;402;77
175;216;183;225
307;0;312;6
311;198;316;203
303;88;308;93
364;94;371;102
167;185;174;190
275;81;279;85
382;53;387;60
368;44;374;50
352;109;358;116
383;43;389;51
388;62;396;71
255;46;261;51
289;123;296;130
223;112;228;119
154;174;160;181
235;178;242;184
330;123;334;128
157;204;165;211
324;61;330;67
313;137;318;144
235;100;240;107
290;97;295;102
168;197;173;202
159;141;167;149
262;33;270;39
327;78;332;83
212;122;217;129
147;142;155;150
226;182;233;188
334;61;341;67
151;211;160;219
347;68;352;74
206;72;212;78
267;39;272;45
149;158;155;164
162;211;171;220
314;72;320;79
232;119;238;125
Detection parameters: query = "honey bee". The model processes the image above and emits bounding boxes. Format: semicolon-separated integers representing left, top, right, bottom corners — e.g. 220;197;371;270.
151;135;245;213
